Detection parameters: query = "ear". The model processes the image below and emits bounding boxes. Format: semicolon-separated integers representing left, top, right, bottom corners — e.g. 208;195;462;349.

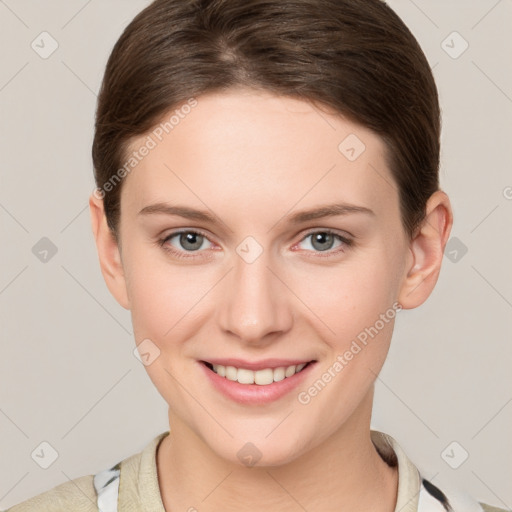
397;190;453;309
89;193;130;310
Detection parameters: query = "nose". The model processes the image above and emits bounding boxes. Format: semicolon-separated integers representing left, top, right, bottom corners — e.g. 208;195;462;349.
216;247;294;346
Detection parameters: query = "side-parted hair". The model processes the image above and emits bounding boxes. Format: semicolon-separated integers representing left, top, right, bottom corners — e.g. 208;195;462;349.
92;0;440;241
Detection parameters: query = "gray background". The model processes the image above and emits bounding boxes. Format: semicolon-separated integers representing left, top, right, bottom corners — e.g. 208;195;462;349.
0;0;511;509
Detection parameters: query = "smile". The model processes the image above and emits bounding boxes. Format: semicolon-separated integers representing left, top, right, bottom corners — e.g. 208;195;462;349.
203;361;312;385
199;358;317;405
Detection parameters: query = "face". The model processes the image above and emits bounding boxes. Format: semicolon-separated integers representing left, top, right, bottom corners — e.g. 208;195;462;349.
112;88;414;466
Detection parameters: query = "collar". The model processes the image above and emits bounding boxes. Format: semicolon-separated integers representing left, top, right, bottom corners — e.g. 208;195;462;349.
371;429;422;511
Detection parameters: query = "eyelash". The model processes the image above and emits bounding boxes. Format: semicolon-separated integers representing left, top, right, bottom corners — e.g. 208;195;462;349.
157;228;353;260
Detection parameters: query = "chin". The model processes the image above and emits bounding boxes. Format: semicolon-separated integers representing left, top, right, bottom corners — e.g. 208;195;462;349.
209;432;309;469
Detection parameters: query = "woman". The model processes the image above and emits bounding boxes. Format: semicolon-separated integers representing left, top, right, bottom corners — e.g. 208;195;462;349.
6;0;507;511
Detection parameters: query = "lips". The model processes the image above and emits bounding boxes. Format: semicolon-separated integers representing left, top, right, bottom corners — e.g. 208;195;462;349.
198;358;317;404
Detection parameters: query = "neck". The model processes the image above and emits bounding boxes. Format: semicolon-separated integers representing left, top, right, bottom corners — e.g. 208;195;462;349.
157;388;398;512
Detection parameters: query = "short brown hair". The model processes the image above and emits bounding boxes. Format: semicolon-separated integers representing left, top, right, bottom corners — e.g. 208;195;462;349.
92;0;440;241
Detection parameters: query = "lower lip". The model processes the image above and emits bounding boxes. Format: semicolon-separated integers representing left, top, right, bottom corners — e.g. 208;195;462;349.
198;361;316;405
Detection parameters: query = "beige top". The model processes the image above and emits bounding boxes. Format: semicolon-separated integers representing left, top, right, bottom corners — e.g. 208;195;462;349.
5;430;506;511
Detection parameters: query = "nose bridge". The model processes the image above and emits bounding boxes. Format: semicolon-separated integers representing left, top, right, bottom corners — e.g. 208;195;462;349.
217;239;292;342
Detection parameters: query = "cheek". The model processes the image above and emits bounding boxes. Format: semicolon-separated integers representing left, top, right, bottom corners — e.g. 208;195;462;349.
126;251;216;343
298;256;399;345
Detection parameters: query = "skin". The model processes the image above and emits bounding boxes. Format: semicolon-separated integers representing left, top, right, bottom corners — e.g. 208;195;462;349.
89;87;453;511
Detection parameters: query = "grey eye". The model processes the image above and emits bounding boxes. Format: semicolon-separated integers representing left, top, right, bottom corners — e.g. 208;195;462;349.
167;231;211;252
300;232;343;252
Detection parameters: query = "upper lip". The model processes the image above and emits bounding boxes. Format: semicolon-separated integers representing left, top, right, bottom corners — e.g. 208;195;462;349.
201;358;316;371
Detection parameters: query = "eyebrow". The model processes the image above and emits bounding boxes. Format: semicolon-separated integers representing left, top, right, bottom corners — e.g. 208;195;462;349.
138;201;375;225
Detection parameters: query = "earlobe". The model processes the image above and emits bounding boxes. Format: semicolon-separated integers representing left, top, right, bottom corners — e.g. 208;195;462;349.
397;190;453;310
88;194;131;310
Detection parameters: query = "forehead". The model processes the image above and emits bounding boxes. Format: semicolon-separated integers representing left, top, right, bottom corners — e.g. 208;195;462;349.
121;89;399;224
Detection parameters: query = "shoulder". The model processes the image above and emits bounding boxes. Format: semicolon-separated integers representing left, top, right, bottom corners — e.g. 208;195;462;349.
418;476;510;512
479;503;510;512
5;474;97;512
4;432;169;512
372;430;509;512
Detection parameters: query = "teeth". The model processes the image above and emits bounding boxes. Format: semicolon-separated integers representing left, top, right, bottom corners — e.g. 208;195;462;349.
273;367;285;382
285;365;296;377
210;363;309;385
